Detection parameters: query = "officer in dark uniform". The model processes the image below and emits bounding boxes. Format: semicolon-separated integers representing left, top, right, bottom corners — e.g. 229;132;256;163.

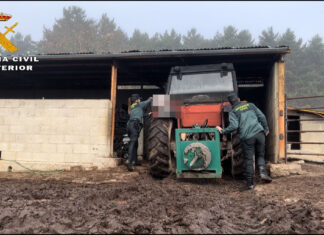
216;92;272;191
126;94;152;171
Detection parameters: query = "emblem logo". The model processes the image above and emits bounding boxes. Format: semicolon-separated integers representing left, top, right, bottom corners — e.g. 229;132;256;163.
0;12;18;53
0;12;12;22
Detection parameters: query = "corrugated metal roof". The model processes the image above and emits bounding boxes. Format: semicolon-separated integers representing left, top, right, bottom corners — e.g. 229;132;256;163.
120;45;282;53
33;45;289;60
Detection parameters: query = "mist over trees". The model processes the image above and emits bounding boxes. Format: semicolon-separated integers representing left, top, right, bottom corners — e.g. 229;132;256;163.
1;6;323;102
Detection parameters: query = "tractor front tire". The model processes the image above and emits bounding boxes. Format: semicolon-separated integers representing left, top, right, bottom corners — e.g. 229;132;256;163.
145;117;172;178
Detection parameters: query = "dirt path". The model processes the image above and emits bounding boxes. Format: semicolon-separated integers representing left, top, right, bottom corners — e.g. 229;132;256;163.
0;163;324;234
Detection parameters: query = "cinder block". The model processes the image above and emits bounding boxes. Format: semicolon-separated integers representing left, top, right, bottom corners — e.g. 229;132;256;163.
28;134;46;144
1;151;17;160
73;108;92;117
48;135;65;144
57;144;73;154
65;135;82;144
7;100;20;108
25;125;41;134
90;135;108;145
39;125;56;135
15;152;33;161
2;134;16;143
0;142;9;150
3;116;19;125
72;144;90;154
9;143;25;152
10;125;25;134
90;145;109;154
40;143;57;153
64;100;86;108
0;108;11;116
0;116;5;125
30;152;53;162
90;108;109;118
0;125;9;133
78;135;91;145
43;100;66;108
64;153;92;164
61;109;75;117
15;134;26;143
24;143;42;152
90;125;109;136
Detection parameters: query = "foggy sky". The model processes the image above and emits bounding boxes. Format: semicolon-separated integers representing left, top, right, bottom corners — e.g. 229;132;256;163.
1;1;324;44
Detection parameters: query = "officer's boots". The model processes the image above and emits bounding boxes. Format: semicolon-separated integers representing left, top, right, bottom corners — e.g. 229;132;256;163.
240;177;254;191
259;166;272;183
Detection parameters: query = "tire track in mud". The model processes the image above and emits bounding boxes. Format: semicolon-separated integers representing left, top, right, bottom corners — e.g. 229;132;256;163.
0;167;324;234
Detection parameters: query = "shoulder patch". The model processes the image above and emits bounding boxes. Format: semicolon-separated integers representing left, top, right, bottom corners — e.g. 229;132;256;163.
131;102;139;109
235;103;250;112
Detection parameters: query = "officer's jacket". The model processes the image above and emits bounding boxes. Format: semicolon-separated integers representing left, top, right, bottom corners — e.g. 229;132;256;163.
222;102;269;140
128;97;152;124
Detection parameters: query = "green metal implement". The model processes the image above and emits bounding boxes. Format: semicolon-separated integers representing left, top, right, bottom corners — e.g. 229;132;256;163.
175;127;222;178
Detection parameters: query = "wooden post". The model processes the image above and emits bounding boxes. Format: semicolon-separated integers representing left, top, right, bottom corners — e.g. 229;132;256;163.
278;58;286;161
110;63;117;157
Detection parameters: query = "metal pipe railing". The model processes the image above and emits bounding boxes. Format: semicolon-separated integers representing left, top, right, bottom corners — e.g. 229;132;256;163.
290;106;324;110
286;152;324;156
287;118;324;122
287;130;324;133
286;94;324;158
286;95;324;100
287;142;324;145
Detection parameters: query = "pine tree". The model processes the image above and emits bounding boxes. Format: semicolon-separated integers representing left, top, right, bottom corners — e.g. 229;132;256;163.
258;27;279;47
182;28;208;49
129;29;151;51
236;30;254;47
39;6;98;53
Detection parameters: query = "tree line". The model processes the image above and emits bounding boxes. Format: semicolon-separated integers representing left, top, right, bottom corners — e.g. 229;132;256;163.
1;6;323;106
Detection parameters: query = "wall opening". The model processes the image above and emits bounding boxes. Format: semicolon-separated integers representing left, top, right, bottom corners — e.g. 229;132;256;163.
287;115;301;150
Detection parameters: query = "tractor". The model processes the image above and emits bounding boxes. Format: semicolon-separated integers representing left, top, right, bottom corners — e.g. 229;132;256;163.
145;63;244;179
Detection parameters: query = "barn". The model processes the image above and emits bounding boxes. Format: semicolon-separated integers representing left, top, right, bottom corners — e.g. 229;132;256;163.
0;46;290;171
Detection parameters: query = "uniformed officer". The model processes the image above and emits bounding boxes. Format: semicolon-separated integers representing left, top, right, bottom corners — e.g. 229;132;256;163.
216;92;272;191
126;94;152;171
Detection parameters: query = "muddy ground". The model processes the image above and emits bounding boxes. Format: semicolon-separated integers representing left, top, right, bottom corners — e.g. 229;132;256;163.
0;162;324;234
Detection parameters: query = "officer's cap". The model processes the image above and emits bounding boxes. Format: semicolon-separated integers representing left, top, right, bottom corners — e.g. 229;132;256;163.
131;94;142;102
227;92;238;102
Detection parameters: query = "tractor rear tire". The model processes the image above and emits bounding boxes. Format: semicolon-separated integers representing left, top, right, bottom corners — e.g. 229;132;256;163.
145;117;172;178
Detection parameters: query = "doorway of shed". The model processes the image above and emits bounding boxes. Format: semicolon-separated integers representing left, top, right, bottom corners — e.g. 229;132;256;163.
113;85;165;159
235;62;279;163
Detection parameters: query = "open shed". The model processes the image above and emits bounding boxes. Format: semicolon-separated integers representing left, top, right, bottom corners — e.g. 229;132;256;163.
0;46;290;171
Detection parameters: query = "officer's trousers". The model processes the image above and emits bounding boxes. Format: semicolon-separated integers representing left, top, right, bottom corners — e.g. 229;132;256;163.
242;132;266;185
127;120;142;165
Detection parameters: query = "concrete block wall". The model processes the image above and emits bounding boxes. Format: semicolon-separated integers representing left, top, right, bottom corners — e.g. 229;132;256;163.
0;99;114;172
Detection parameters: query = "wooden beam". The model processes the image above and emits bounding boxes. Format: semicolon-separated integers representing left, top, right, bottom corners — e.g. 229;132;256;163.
278;58;286;161
110;63;118;157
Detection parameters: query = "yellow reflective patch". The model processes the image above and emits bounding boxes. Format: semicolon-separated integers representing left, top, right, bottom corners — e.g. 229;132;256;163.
131;102;138;109
235;103;249;112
